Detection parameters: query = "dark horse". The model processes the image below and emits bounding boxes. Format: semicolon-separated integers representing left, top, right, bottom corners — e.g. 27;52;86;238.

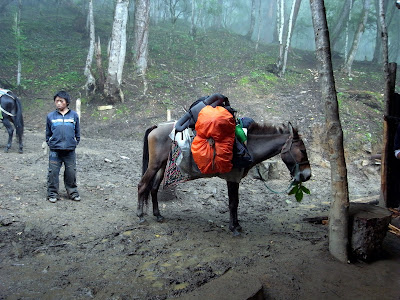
138;121;311;235
0;90;24;153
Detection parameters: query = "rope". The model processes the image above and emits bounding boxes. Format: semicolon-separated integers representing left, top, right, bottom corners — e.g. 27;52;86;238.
256;165;295;194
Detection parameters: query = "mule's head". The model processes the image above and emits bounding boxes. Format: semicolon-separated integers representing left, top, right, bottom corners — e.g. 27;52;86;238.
280;123;311;184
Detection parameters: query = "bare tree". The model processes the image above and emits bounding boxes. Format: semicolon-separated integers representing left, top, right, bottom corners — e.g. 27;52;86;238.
330;0;352;50
276;0;285;71
278;0;302;77
255;0;262;50
342;0;371;76
246;0;256;40
84;0;96;94
14;0;22;88
134;0;150;75
105;0;130;104
189;0;196;37
310;0;350;263
95;37;105;92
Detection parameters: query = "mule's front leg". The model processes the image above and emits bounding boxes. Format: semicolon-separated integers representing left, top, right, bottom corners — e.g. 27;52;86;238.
227;181;242;236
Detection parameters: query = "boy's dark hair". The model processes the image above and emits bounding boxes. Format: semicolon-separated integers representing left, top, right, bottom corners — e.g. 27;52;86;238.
54;91;70;105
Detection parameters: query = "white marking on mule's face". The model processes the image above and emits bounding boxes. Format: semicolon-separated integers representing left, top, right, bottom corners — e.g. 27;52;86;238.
294;167;311;183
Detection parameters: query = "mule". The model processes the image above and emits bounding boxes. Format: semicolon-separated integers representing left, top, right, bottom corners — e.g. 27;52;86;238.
0;90;24;153
137;121;311;235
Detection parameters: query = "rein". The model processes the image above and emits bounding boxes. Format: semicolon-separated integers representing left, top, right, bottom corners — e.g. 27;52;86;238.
256;134;308;194
256;165;295;194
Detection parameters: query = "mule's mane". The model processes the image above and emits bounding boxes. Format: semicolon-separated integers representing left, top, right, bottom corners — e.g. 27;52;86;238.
247;122;291;135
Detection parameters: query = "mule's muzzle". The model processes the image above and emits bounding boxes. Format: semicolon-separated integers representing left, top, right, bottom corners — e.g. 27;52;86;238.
293;167;311;184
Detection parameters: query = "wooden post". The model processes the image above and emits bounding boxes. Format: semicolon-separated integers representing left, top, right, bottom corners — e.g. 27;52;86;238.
76;98;81;120
167;109;171;121
381;63;400;208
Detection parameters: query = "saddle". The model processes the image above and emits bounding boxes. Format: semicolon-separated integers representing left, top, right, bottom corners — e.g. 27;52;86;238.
172;94;254;175
0;89;16;117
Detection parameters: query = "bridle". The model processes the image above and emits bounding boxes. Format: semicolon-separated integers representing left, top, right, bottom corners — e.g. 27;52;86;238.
256;132;310;194
280;134;310;180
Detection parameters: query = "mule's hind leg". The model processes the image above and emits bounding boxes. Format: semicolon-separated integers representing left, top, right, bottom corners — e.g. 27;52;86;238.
2;118;13;152
150;165;167;222
138;167;159;224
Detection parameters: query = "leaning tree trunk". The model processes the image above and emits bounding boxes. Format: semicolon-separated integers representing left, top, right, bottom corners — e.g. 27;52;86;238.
342;0;371;76
310;0;350;263
279;0;302;77
84;0;96;94
134;0;150;75
104;0;129;104
330;0;352;50
343;0;353;63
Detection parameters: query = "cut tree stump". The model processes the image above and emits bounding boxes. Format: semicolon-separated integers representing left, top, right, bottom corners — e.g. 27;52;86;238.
349;203;392;261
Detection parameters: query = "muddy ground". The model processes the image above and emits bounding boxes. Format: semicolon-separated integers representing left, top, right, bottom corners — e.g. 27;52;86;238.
1;81;400;299
0;123;399;299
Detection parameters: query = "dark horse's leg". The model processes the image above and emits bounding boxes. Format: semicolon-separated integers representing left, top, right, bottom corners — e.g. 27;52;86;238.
227;181;242;236
150;166;167;222
2;117;14;152
138;125;171;224
138;165;161;223
16;125;23;153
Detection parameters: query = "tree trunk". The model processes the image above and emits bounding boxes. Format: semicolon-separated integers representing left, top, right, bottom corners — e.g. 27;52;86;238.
255;0;262;50
379;0;399;208
134;0;150;75
330;0;352;50
342;0;371;76
310;0;350;263
279;0;302;77
15;0;22;87
105;0;130;104
190;0;196;37
95;37;105;92
379;0;389;85
246;0;256;40
84;0;96;94
276;0;285;71
343;0;353;63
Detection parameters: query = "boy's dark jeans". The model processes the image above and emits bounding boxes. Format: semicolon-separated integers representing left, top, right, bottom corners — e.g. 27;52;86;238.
47;150;79;199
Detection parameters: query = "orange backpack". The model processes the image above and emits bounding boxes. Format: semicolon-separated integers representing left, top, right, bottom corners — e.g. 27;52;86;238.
191;105;236;174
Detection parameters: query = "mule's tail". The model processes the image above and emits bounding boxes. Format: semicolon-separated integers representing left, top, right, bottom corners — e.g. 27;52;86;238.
142;125;157;176
14;96;24;138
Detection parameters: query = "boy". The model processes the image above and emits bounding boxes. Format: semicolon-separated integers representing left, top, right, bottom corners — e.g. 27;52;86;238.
46;91;80;202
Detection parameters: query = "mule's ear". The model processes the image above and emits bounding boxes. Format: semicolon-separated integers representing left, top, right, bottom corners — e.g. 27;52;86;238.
288;122;294;136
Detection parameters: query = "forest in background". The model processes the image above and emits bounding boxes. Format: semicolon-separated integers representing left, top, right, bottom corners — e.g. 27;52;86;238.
0;0;397;154
0;0;398;95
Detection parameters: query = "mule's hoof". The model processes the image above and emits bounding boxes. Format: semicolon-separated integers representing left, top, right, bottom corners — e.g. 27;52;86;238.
232;229;241;237
138;218;148;225
156;215;164;223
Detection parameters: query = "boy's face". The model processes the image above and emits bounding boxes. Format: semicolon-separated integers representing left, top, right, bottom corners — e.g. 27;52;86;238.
54;96;68;111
